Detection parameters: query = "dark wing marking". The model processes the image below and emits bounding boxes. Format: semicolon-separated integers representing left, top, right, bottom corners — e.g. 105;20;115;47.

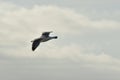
32;38;41;51
42;31;52;37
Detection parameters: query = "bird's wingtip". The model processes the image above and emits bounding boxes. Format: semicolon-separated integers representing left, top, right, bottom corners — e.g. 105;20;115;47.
32;48;35;51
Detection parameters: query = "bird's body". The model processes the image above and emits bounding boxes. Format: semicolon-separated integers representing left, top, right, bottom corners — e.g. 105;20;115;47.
31;31;57;51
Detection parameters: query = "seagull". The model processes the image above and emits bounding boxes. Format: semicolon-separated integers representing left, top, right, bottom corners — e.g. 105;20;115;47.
31;31;58;51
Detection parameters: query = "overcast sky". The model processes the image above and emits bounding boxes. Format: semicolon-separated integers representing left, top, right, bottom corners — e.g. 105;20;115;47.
0;0;120;80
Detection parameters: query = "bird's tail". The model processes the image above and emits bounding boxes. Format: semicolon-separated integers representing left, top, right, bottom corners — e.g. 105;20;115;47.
31;40;33;42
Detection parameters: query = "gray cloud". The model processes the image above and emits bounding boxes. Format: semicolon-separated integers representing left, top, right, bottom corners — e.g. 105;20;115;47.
0;58;120;80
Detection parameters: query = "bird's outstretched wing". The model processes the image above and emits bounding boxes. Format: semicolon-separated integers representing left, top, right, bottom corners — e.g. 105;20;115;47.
42;31;52;37
32;38;41;51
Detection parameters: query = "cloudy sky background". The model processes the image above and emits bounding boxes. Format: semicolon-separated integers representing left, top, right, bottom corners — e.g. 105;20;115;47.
0;0;120;80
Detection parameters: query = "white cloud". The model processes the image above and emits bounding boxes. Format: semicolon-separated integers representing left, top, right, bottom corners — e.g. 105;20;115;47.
1;42;120;71
0;3;120;36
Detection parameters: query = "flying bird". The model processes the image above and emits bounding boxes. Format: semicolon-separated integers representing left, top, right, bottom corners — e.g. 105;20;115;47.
31;31;58;51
